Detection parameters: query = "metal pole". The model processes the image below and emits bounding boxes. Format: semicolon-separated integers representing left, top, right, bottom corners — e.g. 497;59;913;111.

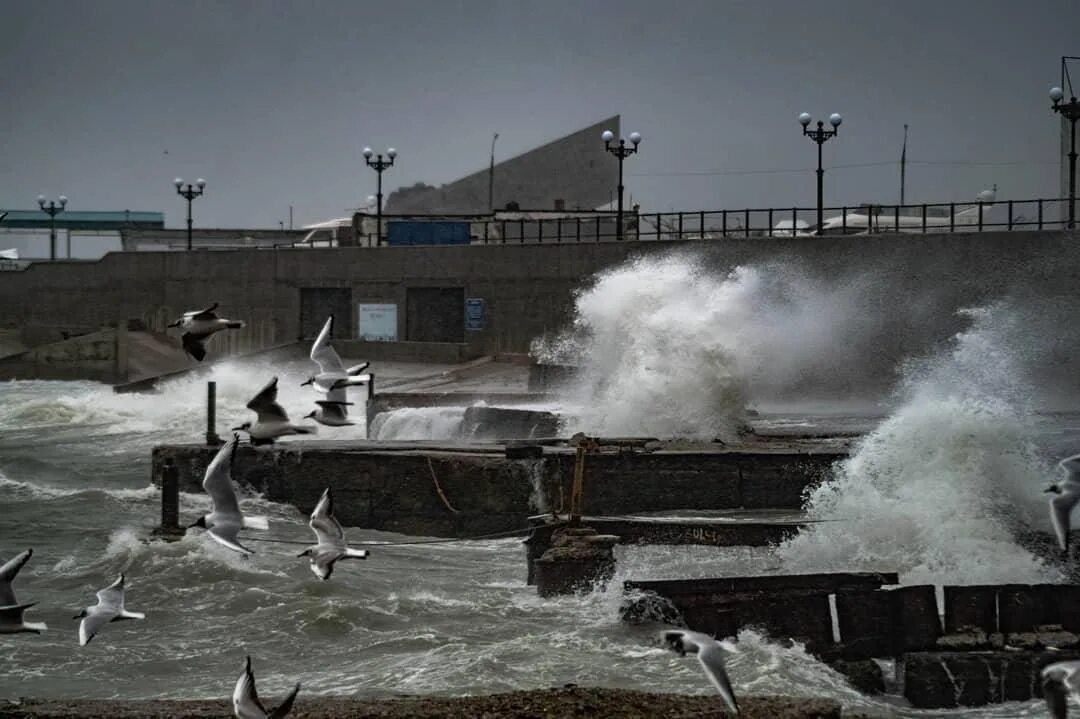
186;195;193;251
376;166;383;246
616;144;625;241
49;213;56;261
488;132;498;213
1069;117;1077;229
206;381;221;446
816;141;824;234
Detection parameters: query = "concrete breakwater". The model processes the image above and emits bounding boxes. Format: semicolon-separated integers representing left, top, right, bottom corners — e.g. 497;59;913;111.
151;440;845;538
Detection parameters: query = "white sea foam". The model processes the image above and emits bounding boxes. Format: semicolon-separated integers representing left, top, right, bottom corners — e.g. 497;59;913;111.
779;303;1060;586
370;406;467;440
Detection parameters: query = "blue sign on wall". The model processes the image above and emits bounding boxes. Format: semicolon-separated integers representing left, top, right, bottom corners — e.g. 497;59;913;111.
465;297;485;331
386;221;471;246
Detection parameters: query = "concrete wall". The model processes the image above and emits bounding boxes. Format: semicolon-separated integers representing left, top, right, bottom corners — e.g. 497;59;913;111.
384;116;621;214
2;230;1079;396
0;324;127;382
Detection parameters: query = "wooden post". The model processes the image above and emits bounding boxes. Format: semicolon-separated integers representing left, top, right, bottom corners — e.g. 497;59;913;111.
152;458;185;540
205;381;221;446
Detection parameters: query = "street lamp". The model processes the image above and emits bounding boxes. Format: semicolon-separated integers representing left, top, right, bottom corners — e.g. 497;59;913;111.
799;112;842;234
174;177;206;251
1050;86;1080;229
363;146;396;245
601;129;642;241
37;194;67;260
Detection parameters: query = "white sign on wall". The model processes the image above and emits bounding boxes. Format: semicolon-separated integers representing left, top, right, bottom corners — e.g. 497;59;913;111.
357;303;398;342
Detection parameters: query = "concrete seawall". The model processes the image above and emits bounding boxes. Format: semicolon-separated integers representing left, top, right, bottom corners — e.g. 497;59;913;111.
152;441;845;537
3;231;1079;397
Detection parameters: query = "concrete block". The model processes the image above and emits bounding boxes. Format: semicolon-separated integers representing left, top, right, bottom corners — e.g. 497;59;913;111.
679;607;738;639
944;585;998;634
1050;584;1080;632
830;659;885;695
902;650;1080;708
836;591;896;659
733;593;834;654
999;584;1050;634
534;557;615;597
895;585;941;651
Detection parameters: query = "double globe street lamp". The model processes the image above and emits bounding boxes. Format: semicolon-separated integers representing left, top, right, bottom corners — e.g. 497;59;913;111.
799;112;842;235
37;194;67;260
174;178;206;251
1050;86;1080;229
363;147;396;245
601;129;641;241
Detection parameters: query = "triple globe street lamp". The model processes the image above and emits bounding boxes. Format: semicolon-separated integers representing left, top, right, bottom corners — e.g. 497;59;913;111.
799;112;843;235
601;129;641;241
174;178;206;251
37;194;67;261
1050;86;1080;229
363;146;396;245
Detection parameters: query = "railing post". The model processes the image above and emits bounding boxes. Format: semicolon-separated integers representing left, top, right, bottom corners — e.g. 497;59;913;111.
1008;201;1014;231
556;217;562;243
744;209;750;238
596;216;601;242
519;218;525;244
484;220;490;244
501;220;507;244
654;213;661;241
537;219;543;244
206;381;221;446
977;202;984;232
791;208;797;236
842;206;847;234
922;204;927;234
768;208;773;237
949;203;955;233
576;217;581;242
699;210;705;239
1038;199;1044;230
678;212;683;240
722;210;727;237
894;205;900;233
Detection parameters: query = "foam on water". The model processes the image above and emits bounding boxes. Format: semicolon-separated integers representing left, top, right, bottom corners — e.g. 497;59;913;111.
779;303;1060;586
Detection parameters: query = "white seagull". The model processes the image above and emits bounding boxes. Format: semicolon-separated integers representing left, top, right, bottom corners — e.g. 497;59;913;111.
301;316;370;393
660;629;740;714
303;385;355;427
233;377;315;445
1047;452;1080;552
0;548;47;635
167;302;246;362
189;433;269;554
74;574;145;646
233;655;301;719
298;487;369;580
1042;660;1080;719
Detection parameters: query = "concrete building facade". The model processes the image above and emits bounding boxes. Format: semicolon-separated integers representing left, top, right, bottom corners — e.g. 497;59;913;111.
384;116;621;214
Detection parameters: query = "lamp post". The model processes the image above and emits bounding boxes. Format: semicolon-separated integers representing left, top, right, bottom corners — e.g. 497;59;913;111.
488;132;499;213
799;112;842;234
601;129;642;241
174;178;206;251
363;146;396;245
37;194;67;260
1050;86;1080;229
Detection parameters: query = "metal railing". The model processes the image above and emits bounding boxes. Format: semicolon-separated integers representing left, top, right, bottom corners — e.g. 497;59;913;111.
334;197;1076;247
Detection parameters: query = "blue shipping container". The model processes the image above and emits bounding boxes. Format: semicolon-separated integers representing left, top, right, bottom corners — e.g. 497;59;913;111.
386;221;471;246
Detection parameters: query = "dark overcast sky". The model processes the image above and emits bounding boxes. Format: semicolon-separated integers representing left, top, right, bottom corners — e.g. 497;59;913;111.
1;0;1078;228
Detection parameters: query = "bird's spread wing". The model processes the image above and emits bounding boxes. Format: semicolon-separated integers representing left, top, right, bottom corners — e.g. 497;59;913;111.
0;549;31;605
234;656;269;717
247;377;290;423
310;488;345;544
324;386;351;405
94;574;126;612
181;333;208;362
696;641;740;714
203;436;241;515
269;683;301;719
188;303;220;321
311;317;345;374
1050;491;1079;551
79;606;118;646
0;602;35;625
209;520;255;555
346;361;370;376
1043;676;1069;719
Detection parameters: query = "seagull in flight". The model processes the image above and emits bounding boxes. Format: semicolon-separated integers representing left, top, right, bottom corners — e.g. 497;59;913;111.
189;433;269;554
233;377;315;445
298;487;369;580
167;302;246;362
1042;660;1080;718
1047;452;1080;552
233;655;301;719
304;385;355;427
0;548;47;634
660;629;739;714
301;316;370;393
74;574;145;646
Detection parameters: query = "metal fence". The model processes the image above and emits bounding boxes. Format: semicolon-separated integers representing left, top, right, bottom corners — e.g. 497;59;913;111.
343;197;1075;247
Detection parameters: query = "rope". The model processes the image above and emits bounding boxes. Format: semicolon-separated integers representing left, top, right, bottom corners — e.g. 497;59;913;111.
237;523;555;549
428;457;460;515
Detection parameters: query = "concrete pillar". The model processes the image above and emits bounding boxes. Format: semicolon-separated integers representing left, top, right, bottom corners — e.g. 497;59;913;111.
533;527;618;597
113;322;129;383
152;458;185;541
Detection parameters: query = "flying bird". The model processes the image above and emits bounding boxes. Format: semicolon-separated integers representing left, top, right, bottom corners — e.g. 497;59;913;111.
189;433;269;554
167;302;246;362
660;629;739;714
1047;453;1080;552
304;385;355;427
233;655;301;719
301;316;370;393
0;548;47;634
1042;660;1080;719
233;377;315;445
74;574;145;646
298;487;369;580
